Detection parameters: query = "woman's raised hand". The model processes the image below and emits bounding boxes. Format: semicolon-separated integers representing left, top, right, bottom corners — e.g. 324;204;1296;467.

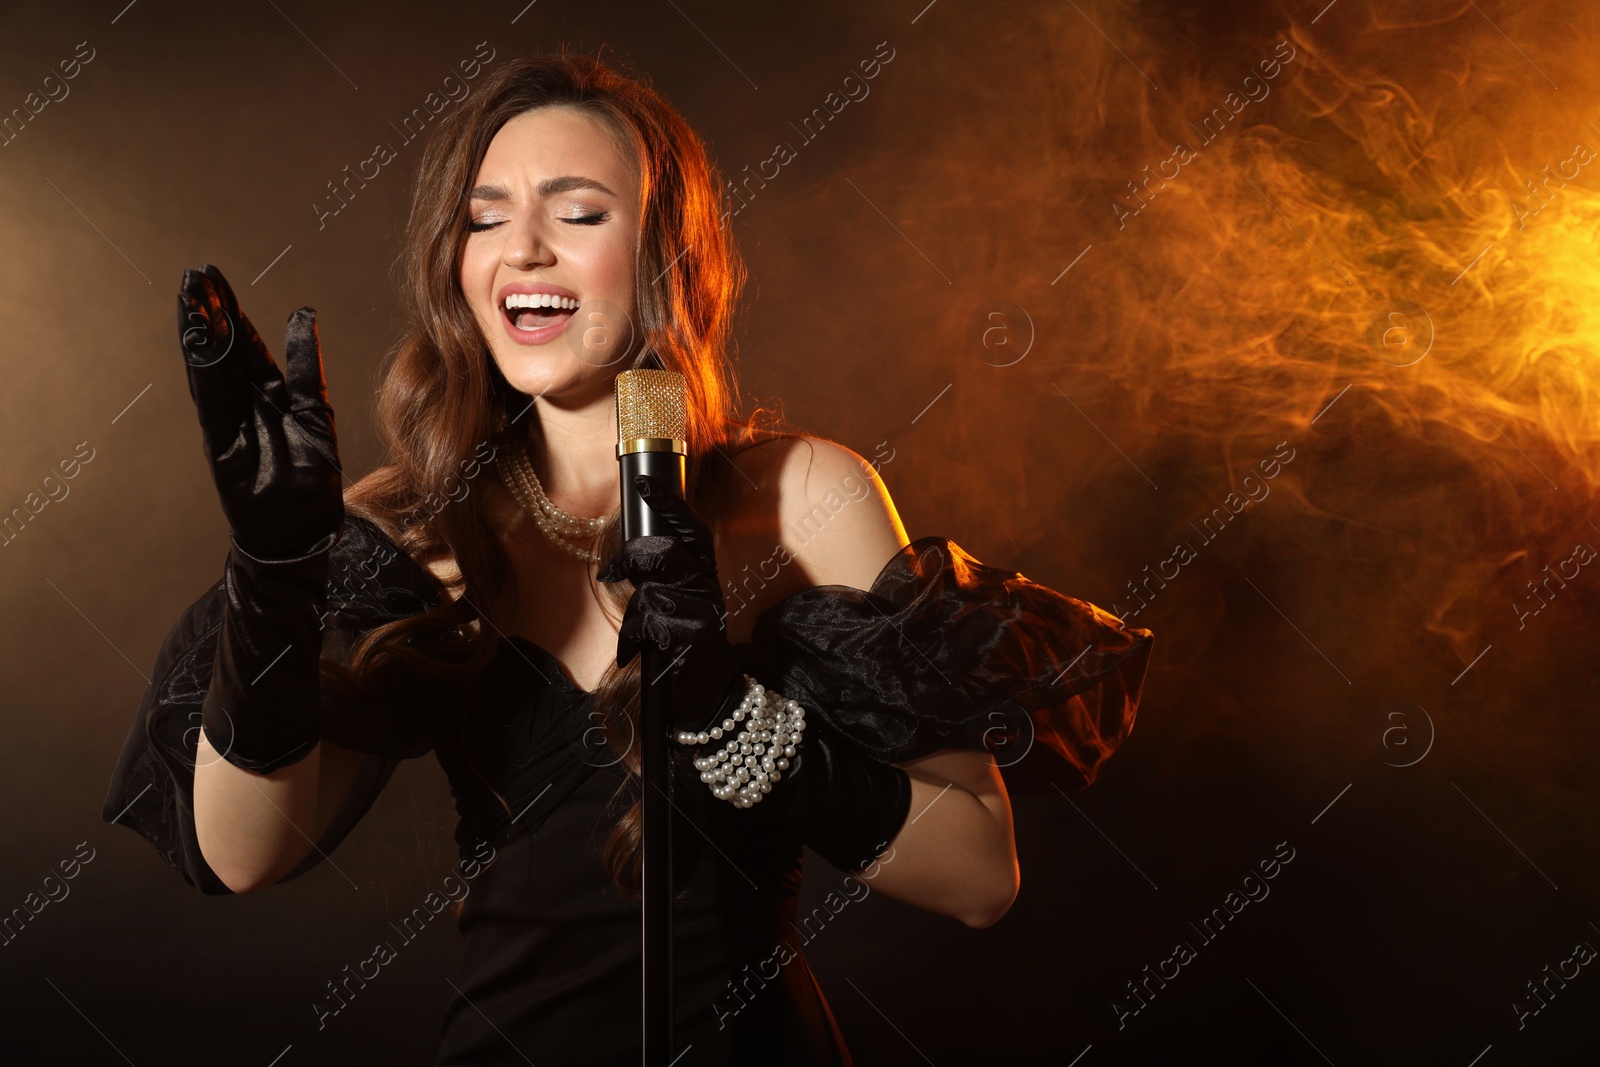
177;264;345;560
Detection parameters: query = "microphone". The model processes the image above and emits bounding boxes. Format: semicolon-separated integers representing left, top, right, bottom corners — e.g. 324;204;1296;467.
613;367;686;1065
614;368;688;535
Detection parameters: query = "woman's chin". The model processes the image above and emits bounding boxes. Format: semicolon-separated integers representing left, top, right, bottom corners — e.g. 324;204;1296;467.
499;362;619;405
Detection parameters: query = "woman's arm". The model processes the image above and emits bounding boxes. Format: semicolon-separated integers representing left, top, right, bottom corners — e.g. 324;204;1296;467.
874;748;1019;928
773;436;1021;928
193;735;370;894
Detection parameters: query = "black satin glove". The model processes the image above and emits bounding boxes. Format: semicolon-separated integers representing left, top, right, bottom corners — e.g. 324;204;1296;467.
765;712;913;875
596;474;747;737
598;474;912;874
179;263;344;561
178;264;344;773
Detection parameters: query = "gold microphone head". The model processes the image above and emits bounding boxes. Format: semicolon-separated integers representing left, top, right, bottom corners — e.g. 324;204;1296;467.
614;369;687;456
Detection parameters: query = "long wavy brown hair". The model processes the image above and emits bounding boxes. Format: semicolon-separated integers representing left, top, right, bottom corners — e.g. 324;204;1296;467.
334;49;783;899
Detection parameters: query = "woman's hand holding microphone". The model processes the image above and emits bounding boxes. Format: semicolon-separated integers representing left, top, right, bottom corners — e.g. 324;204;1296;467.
178;264;344;774
599;474;912;874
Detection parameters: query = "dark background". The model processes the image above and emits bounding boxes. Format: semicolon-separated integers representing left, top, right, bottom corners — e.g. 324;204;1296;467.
3;0;1599;1063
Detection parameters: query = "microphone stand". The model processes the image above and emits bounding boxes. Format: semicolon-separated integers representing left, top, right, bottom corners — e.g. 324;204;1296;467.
639;641;674;1066
616;394;687;1067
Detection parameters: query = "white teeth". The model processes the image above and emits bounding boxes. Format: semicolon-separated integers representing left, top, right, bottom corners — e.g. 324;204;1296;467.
504;293;579;310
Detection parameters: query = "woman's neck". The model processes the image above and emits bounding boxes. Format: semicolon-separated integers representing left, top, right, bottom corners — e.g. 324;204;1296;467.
524;378;620;520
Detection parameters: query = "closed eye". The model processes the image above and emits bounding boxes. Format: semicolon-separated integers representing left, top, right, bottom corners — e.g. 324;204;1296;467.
468;212;610;233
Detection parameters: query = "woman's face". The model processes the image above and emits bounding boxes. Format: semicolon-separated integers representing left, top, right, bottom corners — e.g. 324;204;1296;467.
460;105;641;403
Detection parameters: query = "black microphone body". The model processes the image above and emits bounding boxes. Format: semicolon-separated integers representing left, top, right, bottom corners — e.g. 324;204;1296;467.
619;447;686;537
614;369;688;1067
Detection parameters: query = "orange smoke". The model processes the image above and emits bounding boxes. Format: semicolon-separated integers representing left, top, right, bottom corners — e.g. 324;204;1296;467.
996;1;1600;669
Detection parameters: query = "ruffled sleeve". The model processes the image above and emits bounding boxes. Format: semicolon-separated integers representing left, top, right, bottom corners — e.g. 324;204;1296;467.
101;514;446;894
736;536;1154;796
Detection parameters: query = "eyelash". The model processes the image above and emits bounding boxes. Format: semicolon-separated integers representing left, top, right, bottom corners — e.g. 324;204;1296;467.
467;212;609;232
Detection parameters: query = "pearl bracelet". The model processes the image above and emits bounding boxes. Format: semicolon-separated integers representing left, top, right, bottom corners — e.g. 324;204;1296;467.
676;675;805;808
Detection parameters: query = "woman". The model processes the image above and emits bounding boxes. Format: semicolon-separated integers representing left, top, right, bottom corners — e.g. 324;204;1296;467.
103;52;1154;1065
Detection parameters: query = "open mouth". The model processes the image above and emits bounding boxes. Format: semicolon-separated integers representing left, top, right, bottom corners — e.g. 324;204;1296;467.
503;293;579;333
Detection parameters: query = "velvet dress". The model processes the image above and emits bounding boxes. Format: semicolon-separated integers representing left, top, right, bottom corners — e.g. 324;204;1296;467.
102;513;1153;1065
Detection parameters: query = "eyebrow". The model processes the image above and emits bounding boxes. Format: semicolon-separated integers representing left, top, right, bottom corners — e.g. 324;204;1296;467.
469;176;618;201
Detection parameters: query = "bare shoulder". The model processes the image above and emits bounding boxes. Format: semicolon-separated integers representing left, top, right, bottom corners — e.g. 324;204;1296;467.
726;432;909;593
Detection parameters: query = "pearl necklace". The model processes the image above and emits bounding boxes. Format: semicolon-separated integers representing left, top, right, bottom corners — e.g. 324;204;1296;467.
498;441;607;564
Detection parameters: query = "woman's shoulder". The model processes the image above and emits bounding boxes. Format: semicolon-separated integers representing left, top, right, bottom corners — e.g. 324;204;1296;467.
721;431;909;596
723;430;893;513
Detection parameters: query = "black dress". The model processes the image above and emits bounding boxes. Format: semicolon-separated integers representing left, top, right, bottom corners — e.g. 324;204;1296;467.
102;514;1154;1065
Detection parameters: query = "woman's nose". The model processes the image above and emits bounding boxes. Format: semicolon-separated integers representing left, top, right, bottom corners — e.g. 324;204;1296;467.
502;214;555;270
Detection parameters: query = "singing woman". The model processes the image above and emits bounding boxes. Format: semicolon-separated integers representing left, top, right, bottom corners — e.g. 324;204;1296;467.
103;51;1153;1065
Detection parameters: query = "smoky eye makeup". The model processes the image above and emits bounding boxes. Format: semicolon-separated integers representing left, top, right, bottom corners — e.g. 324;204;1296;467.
466;207;611;232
